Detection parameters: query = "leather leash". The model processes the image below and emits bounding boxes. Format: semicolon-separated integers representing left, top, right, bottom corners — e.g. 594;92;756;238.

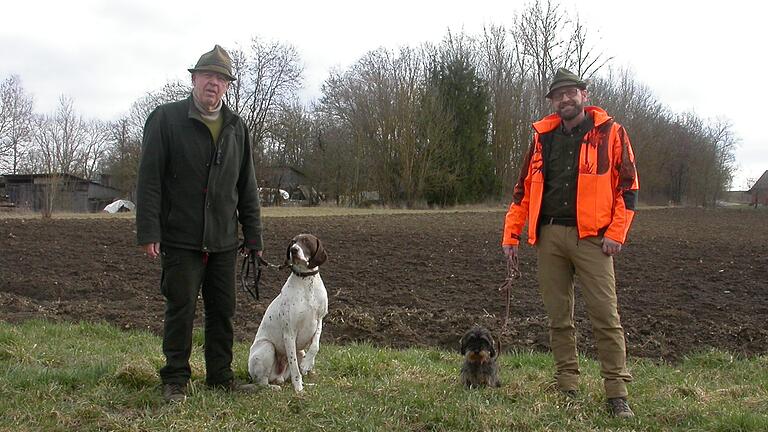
499;254;521;331
239;253;318;300
239;254;286;300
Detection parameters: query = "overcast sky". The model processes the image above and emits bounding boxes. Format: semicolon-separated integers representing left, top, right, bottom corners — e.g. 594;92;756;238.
2;0;765;189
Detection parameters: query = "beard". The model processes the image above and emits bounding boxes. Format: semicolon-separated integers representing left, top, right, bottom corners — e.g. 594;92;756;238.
557;100;584;121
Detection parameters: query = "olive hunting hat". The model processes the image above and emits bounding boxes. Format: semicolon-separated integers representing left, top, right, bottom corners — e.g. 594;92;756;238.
546;67;587;98
188;45;236;81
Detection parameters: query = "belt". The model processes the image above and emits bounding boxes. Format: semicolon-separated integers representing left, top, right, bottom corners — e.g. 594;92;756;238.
541;216;577;226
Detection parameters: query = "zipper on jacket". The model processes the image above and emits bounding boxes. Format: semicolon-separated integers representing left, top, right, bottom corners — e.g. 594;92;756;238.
212;116;236;165
575;135;586;242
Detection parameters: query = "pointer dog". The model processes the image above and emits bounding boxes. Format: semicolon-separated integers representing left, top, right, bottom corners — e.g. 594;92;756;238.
248;234;328;392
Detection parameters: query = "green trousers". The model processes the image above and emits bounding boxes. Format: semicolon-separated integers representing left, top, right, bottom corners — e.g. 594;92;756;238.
536;224;633;398
158;246;237;386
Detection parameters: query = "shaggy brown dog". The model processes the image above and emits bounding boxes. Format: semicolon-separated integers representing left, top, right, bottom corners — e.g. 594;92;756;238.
460;326;501;388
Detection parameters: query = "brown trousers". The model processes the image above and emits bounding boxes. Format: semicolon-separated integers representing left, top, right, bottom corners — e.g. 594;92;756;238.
537;224;632;398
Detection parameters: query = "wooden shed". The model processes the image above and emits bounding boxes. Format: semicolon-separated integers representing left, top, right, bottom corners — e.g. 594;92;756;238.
2;173;122;213
750;170;768;207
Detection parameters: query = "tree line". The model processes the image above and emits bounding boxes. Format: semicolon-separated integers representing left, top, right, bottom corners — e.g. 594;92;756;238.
0;0;737;210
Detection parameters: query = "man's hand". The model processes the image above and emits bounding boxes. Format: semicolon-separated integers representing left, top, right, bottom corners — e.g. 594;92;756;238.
142;242;160;259
502;245;518;260
239;246;263;258
602;237;622;256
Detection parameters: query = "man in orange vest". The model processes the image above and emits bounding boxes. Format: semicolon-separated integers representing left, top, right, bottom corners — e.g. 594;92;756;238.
502;68;639;418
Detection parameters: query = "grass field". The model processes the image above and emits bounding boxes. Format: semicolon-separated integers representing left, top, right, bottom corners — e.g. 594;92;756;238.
1;321;766;431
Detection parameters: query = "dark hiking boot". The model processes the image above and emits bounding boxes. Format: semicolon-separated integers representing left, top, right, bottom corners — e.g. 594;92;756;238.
607;397;635;418
210;379;258;394
163;383;187;403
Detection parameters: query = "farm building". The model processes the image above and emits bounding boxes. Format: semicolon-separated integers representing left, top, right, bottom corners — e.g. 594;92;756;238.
261;166;308;190
260;166;322;205
720;190;752;205
750;170;768;207
1;173;122;213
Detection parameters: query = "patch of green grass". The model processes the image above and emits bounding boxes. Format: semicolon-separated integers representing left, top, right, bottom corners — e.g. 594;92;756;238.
1;320;766;431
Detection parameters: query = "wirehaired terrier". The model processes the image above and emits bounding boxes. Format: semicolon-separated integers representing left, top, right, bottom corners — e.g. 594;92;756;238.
459;326;501;388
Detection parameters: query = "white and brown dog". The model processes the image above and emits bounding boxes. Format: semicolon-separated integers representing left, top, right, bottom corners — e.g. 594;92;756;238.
248;234;328;392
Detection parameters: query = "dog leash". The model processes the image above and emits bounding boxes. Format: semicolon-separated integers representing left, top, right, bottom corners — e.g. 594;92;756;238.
239;254;286;301
499;254;521;331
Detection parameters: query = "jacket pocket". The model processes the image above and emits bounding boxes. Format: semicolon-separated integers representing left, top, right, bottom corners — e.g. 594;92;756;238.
160;247;182;270
159;248;182;296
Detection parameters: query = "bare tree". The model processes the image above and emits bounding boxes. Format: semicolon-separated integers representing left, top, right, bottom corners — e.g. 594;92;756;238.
225;37;303;168
695;118;737;206
412;51;453;206
226;47;249;114
128;80;190;139
479;25;535;197
319;63;377;204
267;99;313;167
77;119;111;180
32;96;87;217
307;112;359;205
88;81;190;200
512;0;568;116
38;97;85;175
317;45;454;206
102;118;141;199
0;74;34;174
564;15;613;80
511;0;612;117
743;176;758;191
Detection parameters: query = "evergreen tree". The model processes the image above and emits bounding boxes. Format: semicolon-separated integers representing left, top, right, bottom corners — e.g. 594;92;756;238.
425;52;498;205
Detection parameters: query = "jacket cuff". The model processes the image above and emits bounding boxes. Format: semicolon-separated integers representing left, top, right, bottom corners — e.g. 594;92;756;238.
501;234;521;246
603;233;624;245
244;236;263;251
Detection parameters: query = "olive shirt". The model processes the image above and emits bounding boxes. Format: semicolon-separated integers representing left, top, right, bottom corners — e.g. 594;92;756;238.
199;114;223;145
136;96;263;253
539;113;594;219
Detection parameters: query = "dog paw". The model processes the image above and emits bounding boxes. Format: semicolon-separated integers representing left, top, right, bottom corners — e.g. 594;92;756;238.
268;384;282;391
300;360;315;375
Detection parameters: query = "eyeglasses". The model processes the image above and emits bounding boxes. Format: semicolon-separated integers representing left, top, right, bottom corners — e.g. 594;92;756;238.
549;87;580;101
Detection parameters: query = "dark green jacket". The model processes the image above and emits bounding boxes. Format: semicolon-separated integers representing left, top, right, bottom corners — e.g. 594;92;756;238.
136;96;263;252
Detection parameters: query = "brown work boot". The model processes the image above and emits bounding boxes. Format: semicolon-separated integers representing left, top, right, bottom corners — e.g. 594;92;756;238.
210;379;258;394
163;383;187;403
607;397;635;418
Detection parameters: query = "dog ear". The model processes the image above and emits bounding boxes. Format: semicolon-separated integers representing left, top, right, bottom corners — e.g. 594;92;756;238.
308;236;327;268
459;332;468;355
483;332;497;358
284;238;296;267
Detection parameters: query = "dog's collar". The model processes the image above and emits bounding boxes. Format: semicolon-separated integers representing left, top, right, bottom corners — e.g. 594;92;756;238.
291;265;319;277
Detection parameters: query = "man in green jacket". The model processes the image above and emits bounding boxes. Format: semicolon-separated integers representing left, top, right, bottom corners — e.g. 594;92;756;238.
136;45;263;403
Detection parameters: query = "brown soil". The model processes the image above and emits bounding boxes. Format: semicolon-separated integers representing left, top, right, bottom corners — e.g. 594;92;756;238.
1;208;766;362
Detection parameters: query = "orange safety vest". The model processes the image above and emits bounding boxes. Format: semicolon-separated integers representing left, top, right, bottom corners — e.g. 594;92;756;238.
502;106;639;246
